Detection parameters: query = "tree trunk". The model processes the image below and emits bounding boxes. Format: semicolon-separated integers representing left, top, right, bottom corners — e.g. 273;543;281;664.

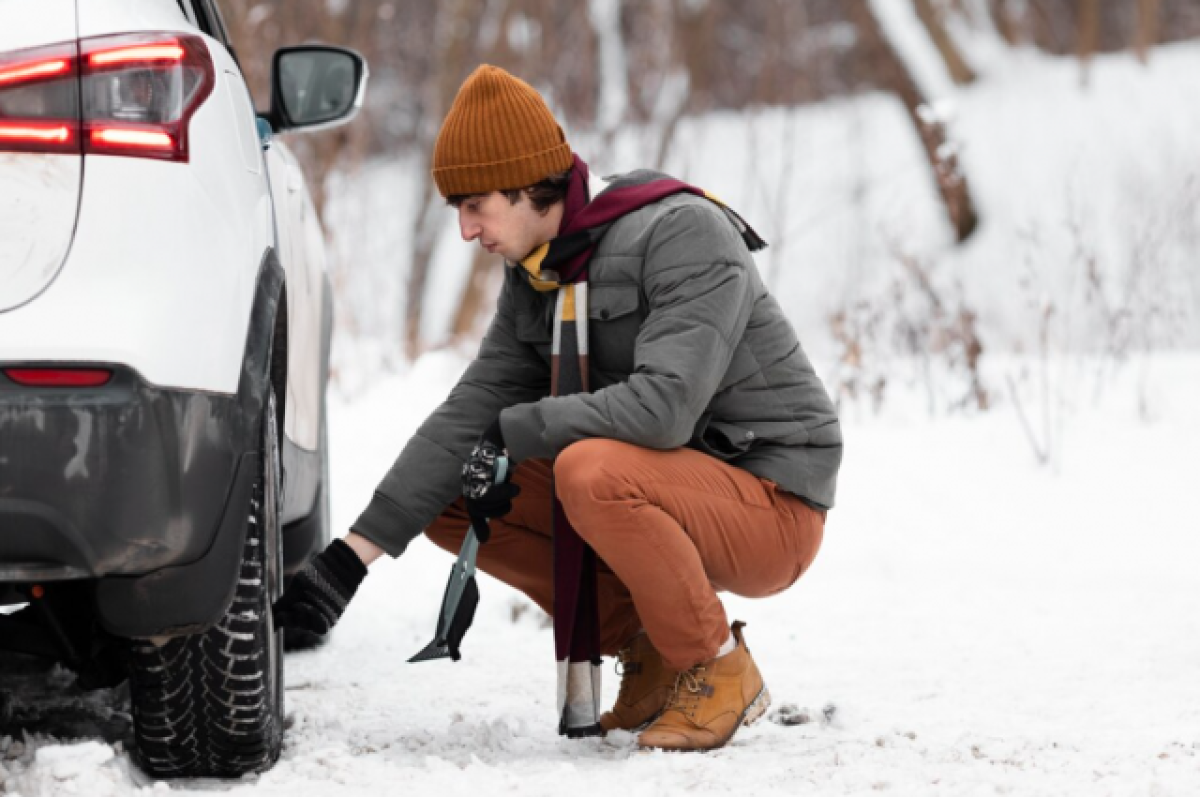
1133;0;1160;64
404;0;489;360
851;0;979;242
987;0;1020;45
1077;0;1099;87
439;0;520;352
913;0;977;85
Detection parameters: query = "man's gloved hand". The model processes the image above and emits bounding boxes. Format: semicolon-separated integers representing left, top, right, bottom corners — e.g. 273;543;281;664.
462;418;521;539
273;538;368;642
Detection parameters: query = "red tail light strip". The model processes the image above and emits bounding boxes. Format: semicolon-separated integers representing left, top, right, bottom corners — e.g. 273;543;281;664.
0;58;70;86
0;123;72;143
91;128;174;149
4;368;113;388
88;43;184;67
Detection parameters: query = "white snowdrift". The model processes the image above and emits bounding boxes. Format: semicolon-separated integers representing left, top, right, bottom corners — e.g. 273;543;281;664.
3;349;1198;796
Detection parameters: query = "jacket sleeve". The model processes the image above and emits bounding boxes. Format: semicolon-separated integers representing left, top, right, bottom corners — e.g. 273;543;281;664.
501;203;754;461
351;268;550;557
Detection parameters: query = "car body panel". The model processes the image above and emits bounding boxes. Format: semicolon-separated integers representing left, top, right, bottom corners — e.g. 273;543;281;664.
0;3;81;313
0;94;271;395
0;0;76;51
0;154;82;313
0;2;326;453
76;0;193;39
263;141;323;452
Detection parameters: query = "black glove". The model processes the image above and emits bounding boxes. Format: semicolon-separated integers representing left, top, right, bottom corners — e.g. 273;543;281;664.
273;538;368;640
462;418;520;540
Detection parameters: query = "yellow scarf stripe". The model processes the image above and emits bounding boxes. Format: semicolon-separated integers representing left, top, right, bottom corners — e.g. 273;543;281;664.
561;284;576;322
521;242;561;292
522;242;549;278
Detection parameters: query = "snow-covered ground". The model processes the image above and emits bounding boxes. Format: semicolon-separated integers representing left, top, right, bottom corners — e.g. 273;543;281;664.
3;350;1198;796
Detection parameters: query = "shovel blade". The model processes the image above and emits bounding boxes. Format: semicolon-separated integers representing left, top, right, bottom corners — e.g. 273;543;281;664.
408;638;452;663
408;574;480;664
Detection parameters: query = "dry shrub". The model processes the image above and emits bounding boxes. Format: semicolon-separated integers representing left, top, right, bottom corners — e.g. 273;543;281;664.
829;242;988;416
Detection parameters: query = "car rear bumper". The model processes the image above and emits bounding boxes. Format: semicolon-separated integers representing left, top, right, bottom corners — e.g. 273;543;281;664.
0;364;253;583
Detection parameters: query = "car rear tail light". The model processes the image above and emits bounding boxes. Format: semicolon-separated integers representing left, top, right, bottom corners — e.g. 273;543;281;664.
4;368;113;387
81;34;214;162
0;33;214;162
0;43;80;154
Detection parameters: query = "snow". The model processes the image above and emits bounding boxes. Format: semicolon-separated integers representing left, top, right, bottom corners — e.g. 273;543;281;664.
4;350;1199;796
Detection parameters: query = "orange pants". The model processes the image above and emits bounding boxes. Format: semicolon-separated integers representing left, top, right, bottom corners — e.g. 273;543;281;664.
426;439;824;670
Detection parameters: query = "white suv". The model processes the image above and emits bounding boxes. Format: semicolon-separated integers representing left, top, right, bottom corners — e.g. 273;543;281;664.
0;0;365;778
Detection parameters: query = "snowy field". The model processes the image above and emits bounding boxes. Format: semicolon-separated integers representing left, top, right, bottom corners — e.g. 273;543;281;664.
2;350;1198;796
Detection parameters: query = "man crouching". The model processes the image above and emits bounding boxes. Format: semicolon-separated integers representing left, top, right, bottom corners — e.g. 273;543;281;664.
275;64;842;753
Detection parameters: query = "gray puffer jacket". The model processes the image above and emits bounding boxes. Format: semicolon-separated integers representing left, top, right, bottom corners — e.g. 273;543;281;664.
353;178;842;557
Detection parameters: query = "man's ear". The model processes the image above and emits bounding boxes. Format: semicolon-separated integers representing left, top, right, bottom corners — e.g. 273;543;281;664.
525;189;559;217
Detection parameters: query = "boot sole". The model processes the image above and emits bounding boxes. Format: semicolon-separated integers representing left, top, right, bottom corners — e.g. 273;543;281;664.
601;708;665;735
637;684;772;754
740;684;772;728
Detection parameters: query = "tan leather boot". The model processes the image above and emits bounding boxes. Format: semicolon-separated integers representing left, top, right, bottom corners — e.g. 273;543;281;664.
599;633;678;732
637;621;771;752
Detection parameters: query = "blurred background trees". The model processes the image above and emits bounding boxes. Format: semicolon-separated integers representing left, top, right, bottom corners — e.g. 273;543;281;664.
224;0;1200;205
220;0;1200;397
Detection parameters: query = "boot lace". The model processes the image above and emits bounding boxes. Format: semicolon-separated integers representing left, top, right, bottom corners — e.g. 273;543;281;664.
665;665;708;720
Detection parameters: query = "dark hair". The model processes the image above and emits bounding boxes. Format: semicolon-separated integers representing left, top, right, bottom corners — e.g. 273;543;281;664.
447;168;571;215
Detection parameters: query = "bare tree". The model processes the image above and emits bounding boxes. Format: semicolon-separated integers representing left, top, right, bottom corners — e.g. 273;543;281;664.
988;0;1021;44
403;0;491;360
1077;0;1099;86
914;0;977;85
1134;0;1161;63
849;0;979;242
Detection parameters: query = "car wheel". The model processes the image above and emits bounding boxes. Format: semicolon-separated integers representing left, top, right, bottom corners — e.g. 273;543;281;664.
127;386;284;778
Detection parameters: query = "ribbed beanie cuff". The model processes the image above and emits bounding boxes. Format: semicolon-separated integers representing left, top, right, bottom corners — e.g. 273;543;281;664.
433;65;573;197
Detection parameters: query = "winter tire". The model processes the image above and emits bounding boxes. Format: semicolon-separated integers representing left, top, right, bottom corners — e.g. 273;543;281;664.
127;387;285;778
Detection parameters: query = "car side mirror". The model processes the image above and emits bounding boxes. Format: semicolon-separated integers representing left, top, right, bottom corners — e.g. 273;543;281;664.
269;45;367;133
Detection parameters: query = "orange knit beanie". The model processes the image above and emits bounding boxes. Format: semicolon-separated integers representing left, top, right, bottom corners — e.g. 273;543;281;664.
432;64;573;198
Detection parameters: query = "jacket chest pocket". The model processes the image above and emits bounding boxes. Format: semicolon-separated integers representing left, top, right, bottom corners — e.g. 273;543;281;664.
587;283;641;374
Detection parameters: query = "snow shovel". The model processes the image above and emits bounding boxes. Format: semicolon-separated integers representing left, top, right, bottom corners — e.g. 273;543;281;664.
408;456;510;663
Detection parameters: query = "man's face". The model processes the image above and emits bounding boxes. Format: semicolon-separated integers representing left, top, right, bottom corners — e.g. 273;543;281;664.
457;191;560;262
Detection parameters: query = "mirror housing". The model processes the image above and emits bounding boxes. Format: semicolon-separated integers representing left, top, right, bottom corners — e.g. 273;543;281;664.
269;45;367;133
